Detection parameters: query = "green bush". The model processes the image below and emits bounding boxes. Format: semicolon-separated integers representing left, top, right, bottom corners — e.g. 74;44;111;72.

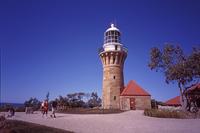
144;109;185;118
0;104;13;112
15;107;25;112
57;108;123;114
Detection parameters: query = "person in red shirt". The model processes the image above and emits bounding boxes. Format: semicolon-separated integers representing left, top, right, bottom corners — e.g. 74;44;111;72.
43;100;48;117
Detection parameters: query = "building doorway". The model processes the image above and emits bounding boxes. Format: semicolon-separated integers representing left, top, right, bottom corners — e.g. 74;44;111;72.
130;98;136;110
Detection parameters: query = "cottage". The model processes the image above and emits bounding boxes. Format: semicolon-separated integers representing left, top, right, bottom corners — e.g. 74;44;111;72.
165;96;181;107
120;80;151;110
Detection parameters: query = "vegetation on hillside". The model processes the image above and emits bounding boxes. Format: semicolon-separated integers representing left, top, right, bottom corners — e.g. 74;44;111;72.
24;97;41;111
0;91;102;114
55;92;102;110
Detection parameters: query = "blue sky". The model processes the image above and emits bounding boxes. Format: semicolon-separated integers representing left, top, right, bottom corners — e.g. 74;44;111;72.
0;0;200;103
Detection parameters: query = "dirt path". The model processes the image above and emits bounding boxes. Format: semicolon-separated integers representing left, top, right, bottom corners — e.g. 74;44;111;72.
5;110;200;133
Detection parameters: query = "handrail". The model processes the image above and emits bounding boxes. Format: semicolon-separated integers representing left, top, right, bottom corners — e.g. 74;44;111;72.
98;46;128;54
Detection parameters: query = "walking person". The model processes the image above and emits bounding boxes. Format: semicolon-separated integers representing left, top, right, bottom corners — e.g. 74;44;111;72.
41;100;45;117
43;100;48;117
7;107;15;117
51;101;57;118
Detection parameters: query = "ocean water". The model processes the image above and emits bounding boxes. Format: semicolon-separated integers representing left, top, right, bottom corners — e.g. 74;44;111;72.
0;103;24;107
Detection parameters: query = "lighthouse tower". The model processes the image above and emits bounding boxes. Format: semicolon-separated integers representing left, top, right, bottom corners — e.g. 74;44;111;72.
99;24;128;109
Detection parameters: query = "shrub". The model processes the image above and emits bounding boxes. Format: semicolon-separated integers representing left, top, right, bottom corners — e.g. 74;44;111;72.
57;108;123;114
144;109;185;118
0;104;12;112
15;107;26;112
0;115;6;129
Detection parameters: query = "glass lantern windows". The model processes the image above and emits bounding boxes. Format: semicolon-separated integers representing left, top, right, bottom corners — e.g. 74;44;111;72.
104;30;121;44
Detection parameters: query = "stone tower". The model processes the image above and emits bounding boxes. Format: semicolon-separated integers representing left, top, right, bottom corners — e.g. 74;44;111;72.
99;24;128;109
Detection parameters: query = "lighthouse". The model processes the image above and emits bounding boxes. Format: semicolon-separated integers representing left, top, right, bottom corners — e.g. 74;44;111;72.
99;24;128;109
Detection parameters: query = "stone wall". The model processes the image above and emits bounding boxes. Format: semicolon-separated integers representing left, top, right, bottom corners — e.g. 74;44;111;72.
120;96;130;110
120;96;151;110
158;105;181;111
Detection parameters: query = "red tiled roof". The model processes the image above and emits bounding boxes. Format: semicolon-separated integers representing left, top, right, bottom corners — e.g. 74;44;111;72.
186;83;200;92
121;80;151;96
165;96;181;106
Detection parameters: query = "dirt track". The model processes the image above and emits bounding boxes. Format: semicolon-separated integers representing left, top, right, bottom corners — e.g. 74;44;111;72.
5;110;200;133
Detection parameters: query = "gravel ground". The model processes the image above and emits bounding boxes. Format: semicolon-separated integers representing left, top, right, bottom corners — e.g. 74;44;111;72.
4;110;200;133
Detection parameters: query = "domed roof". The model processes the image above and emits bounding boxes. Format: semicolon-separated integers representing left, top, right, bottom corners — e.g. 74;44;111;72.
106;24;120;32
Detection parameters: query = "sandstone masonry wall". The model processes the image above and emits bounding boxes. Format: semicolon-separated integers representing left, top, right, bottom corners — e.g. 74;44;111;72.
100;51;127;109
120;96;151;110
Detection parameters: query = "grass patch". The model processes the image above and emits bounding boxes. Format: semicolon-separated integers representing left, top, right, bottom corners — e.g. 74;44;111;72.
1;119;73;133
57;108;124;114
144;109;185;119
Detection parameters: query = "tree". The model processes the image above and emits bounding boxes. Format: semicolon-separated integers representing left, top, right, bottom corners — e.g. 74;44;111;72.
46;92;50;102
151;99;165;109
24;97;41;111
67;92;86;108
148;44;200;111
56;95;69;107
87;92;102;108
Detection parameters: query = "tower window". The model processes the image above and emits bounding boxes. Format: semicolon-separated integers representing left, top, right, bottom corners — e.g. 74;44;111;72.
113;56;115;64
115;45;117;50
114;96;116;100
113;76;115;79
